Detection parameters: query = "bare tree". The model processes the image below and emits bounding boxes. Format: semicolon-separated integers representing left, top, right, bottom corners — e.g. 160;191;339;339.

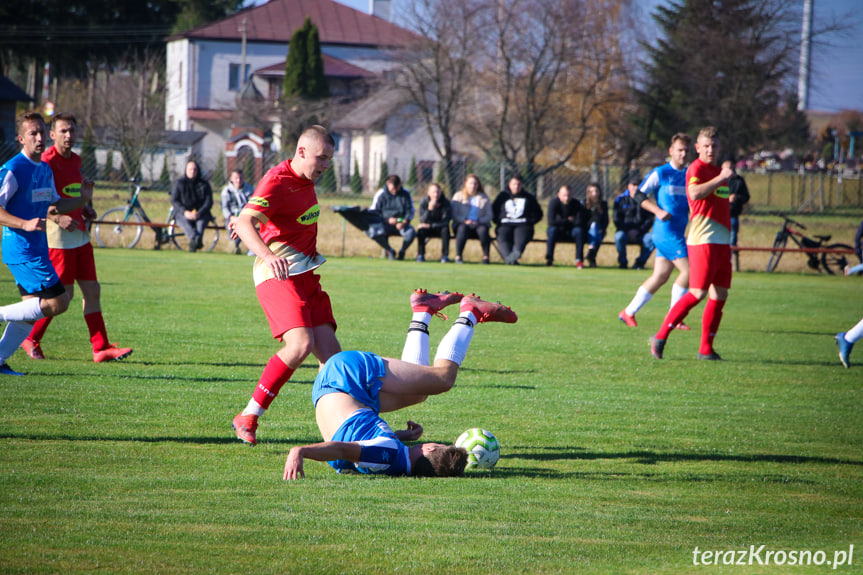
471;0;635;188
393;0;489;192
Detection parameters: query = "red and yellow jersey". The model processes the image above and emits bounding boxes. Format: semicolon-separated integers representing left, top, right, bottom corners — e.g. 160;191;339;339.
42;146;90;249
241;159;325;282
686;158;730;246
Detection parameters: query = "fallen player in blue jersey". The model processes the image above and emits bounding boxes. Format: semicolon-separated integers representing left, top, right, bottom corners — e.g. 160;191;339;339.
283;289;517;479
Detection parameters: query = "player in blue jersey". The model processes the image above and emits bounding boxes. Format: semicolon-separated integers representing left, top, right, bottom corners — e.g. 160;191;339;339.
618;133;692;328
283;289;517;479
0;112;93;375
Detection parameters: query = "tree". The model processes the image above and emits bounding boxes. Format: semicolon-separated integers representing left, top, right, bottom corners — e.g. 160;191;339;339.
283;17;328;100
280;17;331;151
317;162;337;194
471;0;635;184
377;160;389;189
80;125;97;180
406;157;418;188
395;0;487;193
350;158;363;195
632;0;839;158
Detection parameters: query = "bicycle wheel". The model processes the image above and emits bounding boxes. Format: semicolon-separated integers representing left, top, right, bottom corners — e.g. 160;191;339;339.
167;217;220;252
93;207;143;249
765;233;787;272
821;243;853;275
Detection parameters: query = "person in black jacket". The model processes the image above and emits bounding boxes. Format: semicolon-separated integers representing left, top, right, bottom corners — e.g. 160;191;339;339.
726;158;750;249
584;183;609;267
613;175;655;269
415;183;452;263
492;174;543;265
170;159;214;252
369;174;416;260
545;185;588;268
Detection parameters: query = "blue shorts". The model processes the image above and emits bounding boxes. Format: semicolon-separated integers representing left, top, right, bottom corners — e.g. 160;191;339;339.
654;233;688;261
8;256;65;297
312;351;386;412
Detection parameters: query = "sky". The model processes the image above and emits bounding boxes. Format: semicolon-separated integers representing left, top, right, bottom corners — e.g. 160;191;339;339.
332;0;863;113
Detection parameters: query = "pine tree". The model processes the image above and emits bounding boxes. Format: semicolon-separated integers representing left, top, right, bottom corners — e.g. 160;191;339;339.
377;160;389;189
103;151;115;181
350;159;363;195
318;164;337;194
283;17;329;100
211;153;226;190
80;125;97;180
158;157;172;190
406;157;418;188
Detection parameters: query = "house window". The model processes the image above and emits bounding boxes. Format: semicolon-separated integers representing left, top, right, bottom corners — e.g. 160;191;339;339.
229;63;250;91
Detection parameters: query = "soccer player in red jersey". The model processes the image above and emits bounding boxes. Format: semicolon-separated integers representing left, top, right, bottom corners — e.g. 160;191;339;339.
20;113;132;363
650;126;734;360
231;126;341;445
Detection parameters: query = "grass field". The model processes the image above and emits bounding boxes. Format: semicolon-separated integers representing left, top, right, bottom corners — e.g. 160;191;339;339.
0;245;860;574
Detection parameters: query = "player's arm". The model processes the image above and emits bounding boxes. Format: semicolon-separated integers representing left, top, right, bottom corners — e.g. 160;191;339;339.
53;178;93;214
636;193;670;221
688;166;734;201
234;209;291;280
284;441;363;480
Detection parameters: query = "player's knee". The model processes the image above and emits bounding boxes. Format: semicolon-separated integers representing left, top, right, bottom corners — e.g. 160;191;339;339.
42;294;71;317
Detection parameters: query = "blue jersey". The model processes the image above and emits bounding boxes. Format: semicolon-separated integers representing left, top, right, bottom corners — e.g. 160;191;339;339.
312;351;412;476
639;163;688;241
329;408;411;476
0;153;58;265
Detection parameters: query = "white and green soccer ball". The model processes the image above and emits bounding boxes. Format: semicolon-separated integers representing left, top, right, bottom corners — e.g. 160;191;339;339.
455;428;500;469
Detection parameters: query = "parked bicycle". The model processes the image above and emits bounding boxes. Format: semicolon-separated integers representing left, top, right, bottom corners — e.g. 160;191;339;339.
765;216;851;274
93;180;219;251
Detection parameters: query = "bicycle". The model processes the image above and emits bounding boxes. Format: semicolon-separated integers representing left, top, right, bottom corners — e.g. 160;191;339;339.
93;180;219;251
765;216;852;274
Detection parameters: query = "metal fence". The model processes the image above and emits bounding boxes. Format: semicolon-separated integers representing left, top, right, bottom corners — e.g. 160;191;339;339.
3;138;861;213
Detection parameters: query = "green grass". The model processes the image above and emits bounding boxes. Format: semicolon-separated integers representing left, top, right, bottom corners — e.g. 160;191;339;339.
1;250;861;574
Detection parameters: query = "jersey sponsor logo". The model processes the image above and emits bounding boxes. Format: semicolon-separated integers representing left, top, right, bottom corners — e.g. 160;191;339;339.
667;185;687;196
297;204;320;225
62;183;81;198
31;187;53;203
248;197;269;208
714;185;730;199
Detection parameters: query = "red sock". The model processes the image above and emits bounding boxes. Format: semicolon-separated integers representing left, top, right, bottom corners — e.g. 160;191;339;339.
28;317;53;343
656;292;699;340
84;312;109;352
700;298;726;355
252;355;294;410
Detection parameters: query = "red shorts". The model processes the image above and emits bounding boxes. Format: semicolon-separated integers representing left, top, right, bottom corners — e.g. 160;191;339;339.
255;271;337;339
687;243;732;290
49;243;98;285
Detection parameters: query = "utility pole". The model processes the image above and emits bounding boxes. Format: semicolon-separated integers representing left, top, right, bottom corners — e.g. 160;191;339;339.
797;0;813;110
239;18;248;89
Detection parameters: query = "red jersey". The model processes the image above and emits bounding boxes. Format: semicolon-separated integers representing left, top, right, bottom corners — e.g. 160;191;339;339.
42;146;85;231
241;159;325;282
686;158;730;246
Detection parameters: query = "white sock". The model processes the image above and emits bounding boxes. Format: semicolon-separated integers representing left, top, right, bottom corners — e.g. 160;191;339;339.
401;312;431;366
625;287;653;317
0;298;44;322
433;313;475;366
242;398;265;417
0;321;33;363
846;318;863;344
670;283;688;309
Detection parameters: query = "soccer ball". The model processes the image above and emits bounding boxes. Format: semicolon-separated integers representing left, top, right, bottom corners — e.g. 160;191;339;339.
455;428;500;469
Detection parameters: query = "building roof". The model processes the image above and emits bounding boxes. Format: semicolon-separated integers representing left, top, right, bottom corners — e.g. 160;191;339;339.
0;75;32;102
167;0;418;48
332;88;409;130
255;53;376;79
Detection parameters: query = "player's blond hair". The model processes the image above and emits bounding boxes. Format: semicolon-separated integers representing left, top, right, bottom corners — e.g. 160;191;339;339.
697;126;719;141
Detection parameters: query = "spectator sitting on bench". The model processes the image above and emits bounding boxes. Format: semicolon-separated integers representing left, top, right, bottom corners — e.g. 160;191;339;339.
369;174;416;260
451;174;493;264
416;183;452;263
546;185;588;268
492;174;544;265
584;183;609;267
613;175;655;270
